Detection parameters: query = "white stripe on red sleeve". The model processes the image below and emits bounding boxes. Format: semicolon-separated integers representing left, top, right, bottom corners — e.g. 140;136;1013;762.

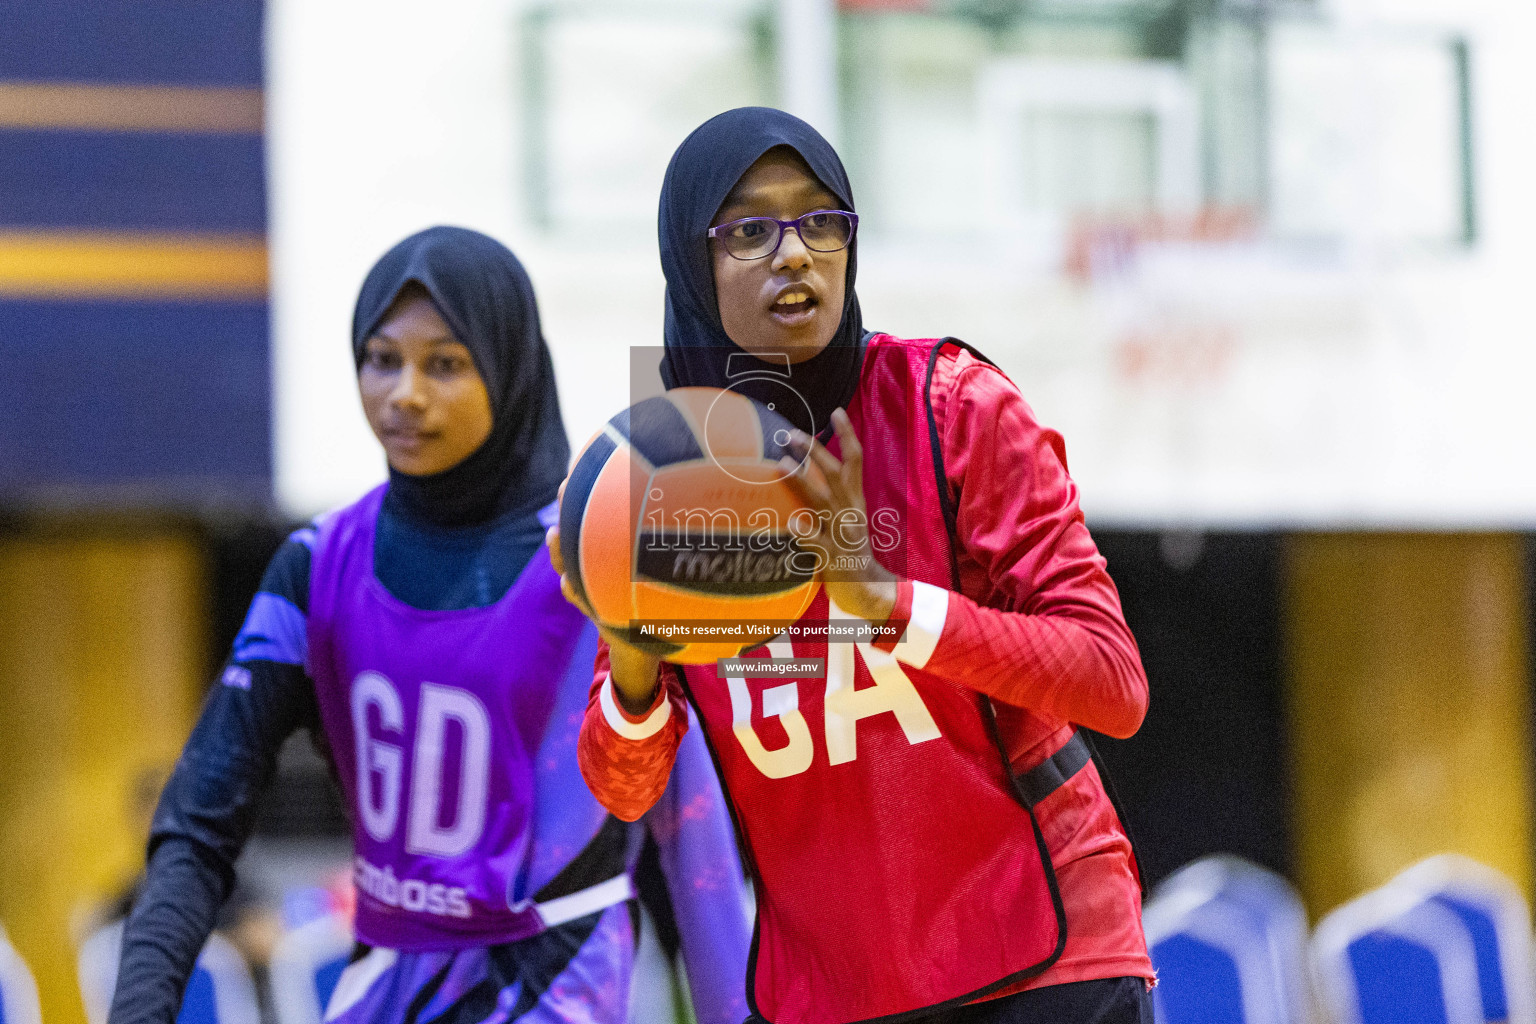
890;582;950;670
598;675;672;740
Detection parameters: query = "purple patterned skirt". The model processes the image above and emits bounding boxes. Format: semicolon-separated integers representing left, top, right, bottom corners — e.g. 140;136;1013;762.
325;905;633;1024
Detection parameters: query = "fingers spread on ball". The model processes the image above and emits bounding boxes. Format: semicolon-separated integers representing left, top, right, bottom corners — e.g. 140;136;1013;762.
783;442;832;511
830;409;865;496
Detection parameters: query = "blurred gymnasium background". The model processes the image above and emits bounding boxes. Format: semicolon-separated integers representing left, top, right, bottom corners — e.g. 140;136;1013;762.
2;0;1535;1021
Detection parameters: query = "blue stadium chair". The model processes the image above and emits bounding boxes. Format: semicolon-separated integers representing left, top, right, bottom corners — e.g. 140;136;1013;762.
0;925;43;1024
78;921;259;1024
269;912;353;1024
1386;855;1536;1024
1143;855;1312;1024
1312;874;1495;1024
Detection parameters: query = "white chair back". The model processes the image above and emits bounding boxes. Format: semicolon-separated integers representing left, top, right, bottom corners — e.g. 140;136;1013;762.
1144;855;1312;1024
627;903;685;1024
1312;876;1490;1024
269;913;354;1024
1388;854;1536;1024
0;925;42;1024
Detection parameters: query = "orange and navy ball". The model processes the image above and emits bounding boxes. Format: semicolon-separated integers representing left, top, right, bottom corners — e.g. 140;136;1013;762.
558;387;821;663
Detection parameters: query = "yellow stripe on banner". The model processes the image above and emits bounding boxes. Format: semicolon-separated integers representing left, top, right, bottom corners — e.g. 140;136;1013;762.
0;82;263;134
0;232;268;300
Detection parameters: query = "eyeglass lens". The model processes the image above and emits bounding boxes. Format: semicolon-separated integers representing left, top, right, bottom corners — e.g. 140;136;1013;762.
721;212;854;259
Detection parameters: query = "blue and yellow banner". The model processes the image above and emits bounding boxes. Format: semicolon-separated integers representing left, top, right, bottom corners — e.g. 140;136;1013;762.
0;0;271;501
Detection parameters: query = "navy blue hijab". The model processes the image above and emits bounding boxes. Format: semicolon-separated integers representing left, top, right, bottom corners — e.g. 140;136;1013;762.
658;107;865;438
352;226;570;528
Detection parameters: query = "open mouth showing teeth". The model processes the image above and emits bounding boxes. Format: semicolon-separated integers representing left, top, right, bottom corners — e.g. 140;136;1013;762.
774;291;815;315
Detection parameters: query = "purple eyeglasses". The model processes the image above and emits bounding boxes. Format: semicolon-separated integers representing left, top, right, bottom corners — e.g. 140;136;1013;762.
707;210;859;261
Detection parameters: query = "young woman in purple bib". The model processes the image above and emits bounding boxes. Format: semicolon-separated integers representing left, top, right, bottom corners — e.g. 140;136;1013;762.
108;227;751;1024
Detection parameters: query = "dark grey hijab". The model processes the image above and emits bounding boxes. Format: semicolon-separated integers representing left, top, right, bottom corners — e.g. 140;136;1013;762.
657;107;865;438
352;226;570;528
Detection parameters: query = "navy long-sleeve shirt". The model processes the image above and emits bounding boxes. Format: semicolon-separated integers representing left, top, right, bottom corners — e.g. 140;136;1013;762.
110;497;544;1024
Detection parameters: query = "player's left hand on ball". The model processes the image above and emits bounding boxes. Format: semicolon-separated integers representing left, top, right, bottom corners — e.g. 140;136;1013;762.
778;408;900;626
545;525;585;612
546;522;603;628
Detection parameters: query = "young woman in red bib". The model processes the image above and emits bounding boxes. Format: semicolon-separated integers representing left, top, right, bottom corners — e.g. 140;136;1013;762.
549;107;1155;1024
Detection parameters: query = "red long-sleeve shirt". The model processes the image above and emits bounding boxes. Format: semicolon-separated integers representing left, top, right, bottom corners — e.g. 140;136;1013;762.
578;340;1153;996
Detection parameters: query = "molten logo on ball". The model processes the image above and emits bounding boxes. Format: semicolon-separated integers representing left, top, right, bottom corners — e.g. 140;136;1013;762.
559;387;824;663
638;533;809;593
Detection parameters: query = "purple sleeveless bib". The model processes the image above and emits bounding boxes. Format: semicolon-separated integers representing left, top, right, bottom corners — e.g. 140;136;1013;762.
307;485;592;951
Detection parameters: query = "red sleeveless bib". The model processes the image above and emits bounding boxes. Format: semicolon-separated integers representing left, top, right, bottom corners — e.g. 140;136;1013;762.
676;335;1066;1024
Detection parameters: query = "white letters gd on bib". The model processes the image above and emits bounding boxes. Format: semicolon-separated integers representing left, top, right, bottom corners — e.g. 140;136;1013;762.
350;671;492;857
